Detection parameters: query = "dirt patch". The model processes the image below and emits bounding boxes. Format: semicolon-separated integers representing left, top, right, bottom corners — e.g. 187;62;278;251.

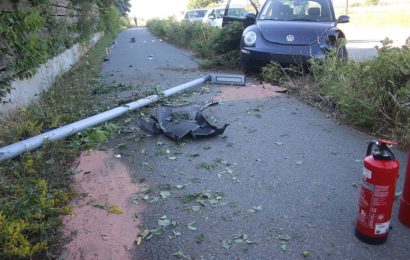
213;83;287;102
62;150;142;260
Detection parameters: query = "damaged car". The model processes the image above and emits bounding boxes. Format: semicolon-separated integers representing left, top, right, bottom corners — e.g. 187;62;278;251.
223;0;349;71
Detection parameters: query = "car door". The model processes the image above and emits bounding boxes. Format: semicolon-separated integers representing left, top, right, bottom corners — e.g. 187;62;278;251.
222;0;261;28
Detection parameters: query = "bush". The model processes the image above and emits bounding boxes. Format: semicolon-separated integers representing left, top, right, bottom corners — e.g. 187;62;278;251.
147;19;244;68
309;40;410;145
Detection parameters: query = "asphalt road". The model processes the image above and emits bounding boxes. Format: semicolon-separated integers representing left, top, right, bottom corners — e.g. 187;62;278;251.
344;26;409;61
99;28;410;259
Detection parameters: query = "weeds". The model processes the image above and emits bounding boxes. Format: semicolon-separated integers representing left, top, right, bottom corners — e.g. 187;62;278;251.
0;30;119;258
147;19;244;68
262;40;410;146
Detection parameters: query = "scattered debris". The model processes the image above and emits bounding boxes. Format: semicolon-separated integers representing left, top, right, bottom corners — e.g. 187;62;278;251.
136;101;228;141
130;37;136;43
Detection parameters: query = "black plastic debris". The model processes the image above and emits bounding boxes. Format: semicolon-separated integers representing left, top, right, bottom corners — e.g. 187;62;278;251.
136;101;228;141
130;37;136;43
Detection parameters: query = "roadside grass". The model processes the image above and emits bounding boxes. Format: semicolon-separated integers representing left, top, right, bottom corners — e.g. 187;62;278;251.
262;42;410;147
335;4;410;27
347;11;410;28
146;19;243;68
0;32;118;258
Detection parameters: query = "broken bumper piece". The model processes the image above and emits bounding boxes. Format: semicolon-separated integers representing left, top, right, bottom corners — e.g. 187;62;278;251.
136;101;228;141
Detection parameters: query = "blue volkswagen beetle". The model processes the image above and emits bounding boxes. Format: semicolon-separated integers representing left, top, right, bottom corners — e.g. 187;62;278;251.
223;0;349;71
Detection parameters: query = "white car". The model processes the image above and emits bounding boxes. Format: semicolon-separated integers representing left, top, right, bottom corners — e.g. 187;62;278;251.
183;9;208;23
203;7;248;28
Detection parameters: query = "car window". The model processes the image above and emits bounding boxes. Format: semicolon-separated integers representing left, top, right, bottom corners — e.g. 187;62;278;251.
226;0;258;17
188;10;207;18
216;9;225;19
227;8;248;17
259;0;334;22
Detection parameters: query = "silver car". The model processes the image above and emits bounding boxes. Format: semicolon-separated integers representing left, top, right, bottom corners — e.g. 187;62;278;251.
183;9;208;23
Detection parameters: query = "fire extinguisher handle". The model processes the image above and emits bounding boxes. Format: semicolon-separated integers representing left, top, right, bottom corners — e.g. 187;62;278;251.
366;141;378;156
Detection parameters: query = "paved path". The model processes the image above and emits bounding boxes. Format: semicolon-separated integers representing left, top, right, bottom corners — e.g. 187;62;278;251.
343;26;409;61
99;28;410;259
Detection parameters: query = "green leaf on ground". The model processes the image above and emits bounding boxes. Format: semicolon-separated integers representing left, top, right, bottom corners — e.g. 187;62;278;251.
192;205;201;212
233;234;255;244
158;219;171;227
191;178;201;183
247;205;263;213
221;239;232;249
187;221;198;231
116;143;127;150
196;233;205;244
66;169;81;175
160;191;171;199
278;234;293;241
149;197;159;204
176;184;185;190
172;250;191;259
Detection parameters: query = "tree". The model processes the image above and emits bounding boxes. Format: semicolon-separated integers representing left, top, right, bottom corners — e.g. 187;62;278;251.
187;0;222;9
115;0;131;15
97;0;131;15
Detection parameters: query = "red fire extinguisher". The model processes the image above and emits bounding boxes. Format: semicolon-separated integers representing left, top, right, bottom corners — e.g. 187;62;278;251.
355;140;400;244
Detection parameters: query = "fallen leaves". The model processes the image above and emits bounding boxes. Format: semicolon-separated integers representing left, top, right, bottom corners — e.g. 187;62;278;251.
187;221;198;231
247;205;262;213
160;190;171;200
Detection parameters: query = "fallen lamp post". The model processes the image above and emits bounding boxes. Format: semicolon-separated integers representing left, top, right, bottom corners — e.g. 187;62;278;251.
0;74;245;163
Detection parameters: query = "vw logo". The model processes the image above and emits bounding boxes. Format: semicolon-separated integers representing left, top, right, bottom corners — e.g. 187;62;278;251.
286;35;295;42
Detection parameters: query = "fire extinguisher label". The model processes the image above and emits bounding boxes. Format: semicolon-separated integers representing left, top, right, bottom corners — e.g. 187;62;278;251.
358;183;374;226
375;221;390;234
362;167;372;179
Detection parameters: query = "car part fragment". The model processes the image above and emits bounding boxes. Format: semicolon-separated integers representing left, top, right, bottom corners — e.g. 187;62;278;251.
136;101;228;141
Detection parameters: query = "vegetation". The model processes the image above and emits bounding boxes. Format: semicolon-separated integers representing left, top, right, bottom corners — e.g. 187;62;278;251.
0;0;128;103
147;19;244;68
262;41;410;146
0;6;124;259
187;0;221;9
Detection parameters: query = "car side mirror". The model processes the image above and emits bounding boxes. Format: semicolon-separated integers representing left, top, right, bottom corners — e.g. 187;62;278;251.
337;15;350;23
209;14;215;20
244;13;257;27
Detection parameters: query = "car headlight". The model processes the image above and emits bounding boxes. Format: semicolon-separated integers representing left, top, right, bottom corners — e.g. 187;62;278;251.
244;31;257;46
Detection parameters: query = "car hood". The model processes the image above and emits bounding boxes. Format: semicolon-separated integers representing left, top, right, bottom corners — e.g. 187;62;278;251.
257;21;334;45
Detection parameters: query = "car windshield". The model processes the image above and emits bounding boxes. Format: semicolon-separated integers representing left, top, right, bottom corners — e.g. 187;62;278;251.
188;10;207;18
215;8;247;19
258;0;334;22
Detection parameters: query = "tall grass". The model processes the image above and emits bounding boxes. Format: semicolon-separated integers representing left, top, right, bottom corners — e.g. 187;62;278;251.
307;42;408;145
0;29;119;259
147;19;244;68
